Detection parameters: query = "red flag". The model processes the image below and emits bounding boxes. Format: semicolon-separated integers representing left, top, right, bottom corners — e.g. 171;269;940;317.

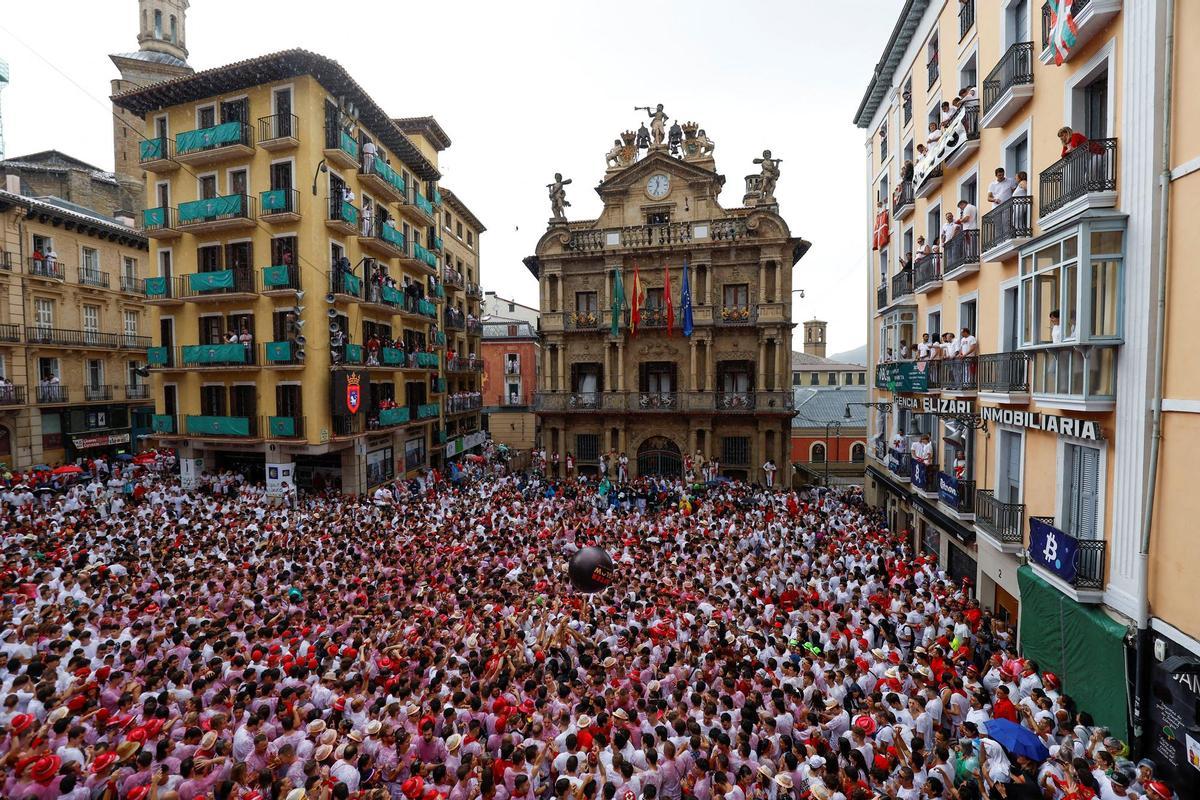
630;262;643;336
663;261;675;336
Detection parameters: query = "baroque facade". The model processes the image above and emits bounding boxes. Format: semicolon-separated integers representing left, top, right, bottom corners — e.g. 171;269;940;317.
528;114;809;481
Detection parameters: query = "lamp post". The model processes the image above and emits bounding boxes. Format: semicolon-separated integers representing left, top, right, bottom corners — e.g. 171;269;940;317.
845;401;893;462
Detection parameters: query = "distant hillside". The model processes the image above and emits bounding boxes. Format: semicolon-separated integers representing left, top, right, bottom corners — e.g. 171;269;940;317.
829;344;867;366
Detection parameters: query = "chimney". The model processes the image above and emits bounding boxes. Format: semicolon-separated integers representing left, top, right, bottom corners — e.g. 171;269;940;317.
4;174;20;195
803;319;828;359
114;211;136;228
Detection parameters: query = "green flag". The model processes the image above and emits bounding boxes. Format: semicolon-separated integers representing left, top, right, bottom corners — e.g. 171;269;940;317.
611;268;625;336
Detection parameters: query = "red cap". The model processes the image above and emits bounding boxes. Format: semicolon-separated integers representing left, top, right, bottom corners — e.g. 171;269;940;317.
402;777;426;799
1144;781;1172;800
31;754;62;783
332;696;347;712
128;786;151;800
91;752;119;774
9;713;33;733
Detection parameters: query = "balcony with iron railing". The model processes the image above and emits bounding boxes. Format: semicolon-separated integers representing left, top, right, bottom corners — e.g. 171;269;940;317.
268;415;306;440
185;414;262;439
911;460;940;495
447;395;482;415
0;251;16;271
261;264;302;295
177;194;256;233
138;136;178;172
180;268;257;300
25;327;151;350
1028;515;1107;596
975;490;1025;552
717;304;755;326
981;42;1035;128
173;121;254;166
1039;1;1119;66
0;323;20;342
959;0;975;40
260;188;300;223
891;269;914;304
359;152;407;203
533;390;795;414
981;196;1033;259
359;218;407;259
466;319;483;336
330;413;366;438
120;275;146;295
978;351;1030;401
326;195;360;235
564;219;747;253
142;206;181;239
35;384;70;404
875;283;888;312
943;229;980;279
940;356;978;394
938;473;976;518
914;251;942;293
0;385;27;406
258;113;299;150
1038;138;1118;225
324;125;360;169
329;269;363;300
124;384;150;401
83;384;115;402
892;180;915;219
26;256;65;281
888;449;912;482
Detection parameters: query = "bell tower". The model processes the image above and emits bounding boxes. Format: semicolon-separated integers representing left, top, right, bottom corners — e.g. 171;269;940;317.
803;319;827;359
110;0;193;213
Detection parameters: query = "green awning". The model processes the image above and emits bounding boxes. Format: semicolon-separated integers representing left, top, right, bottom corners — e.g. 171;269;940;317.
262;264;291;287
1017;565;1129;742
179;194;244;223
177;121;244;154
268;416;296;437
265;341;292;362
145;276;167;297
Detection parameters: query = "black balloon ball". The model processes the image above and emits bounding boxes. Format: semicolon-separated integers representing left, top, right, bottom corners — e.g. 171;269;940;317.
568;547;616;594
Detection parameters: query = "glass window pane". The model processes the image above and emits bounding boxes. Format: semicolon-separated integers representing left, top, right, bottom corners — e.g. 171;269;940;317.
1091;258;1121;337
1091;229;1123;255
1036;269;1060;343
1022;278;1034;344
1062;233;1078;262
1021;254;1032;275
1088;347;1117;397
1057;350;1071;394
1070;349;1085;394
1036;242;1060;269
1062;262;1078;341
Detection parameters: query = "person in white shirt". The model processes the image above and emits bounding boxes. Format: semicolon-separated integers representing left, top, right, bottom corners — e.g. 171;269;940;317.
987;167;1016;205
917;334;931;360
957;199;979;232
958;328;978;358
911;435;933;466
1050;310;1063;343
941;212;960;247
762;460;777;489
941;332;960;359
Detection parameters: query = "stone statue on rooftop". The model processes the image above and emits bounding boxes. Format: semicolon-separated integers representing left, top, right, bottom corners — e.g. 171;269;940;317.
636;104;668;148
753;149;782;203
547;173;573;221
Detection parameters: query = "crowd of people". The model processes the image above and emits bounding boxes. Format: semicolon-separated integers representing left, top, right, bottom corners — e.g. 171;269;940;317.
0;455;1176;800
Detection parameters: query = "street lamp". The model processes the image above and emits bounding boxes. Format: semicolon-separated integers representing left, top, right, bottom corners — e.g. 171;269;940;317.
845;401;893;463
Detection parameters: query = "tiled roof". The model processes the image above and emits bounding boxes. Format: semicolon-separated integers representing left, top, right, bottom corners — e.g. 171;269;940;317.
440;187;486;233
393;116;452;151
0;191;146;248
111;50;189;69
111;49;439;181
791;386;868;428
791;350;866;370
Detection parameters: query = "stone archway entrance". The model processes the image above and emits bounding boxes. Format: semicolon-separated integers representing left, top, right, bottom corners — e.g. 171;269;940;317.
637;436;682;477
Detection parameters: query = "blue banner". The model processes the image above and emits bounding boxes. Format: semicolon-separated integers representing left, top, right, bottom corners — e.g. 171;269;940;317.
887;451;901;473
912;460;928;488
938;471;960;508
681;258;694;337
1028;517;1079;584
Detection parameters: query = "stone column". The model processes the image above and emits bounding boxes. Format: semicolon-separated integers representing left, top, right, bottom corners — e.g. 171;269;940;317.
758;261;766;304
616;341;625;392
689;340;698;391
556;275;564;314
776;334;786;392
757;339;768;390
557;345;566;392
705;341;716;392
775;258;783;303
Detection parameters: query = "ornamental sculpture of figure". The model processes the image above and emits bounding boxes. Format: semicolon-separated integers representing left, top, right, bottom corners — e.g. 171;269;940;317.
635;103;668;148
606;139;624;168
697;128;715;156
668;120;683;155
547;172;573;221
753;149;782;203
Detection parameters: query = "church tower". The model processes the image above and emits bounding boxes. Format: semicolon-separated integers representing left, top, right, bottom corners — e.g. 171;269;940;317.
803;319;827;359
110;0;193;212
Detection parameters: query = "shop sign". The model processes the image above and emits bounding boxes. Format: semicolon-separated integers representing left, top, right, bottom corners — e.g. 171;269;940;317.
72;432;130;450
980;407;1101;441
878;361;927;392
896;396;974;414
265;463;295;498
1028;517;1079;584
1148;632;1200;796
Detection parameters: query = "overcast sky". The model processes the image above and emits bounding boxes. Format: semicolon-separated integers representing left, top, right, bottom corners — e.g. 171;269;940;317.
0;0;899;355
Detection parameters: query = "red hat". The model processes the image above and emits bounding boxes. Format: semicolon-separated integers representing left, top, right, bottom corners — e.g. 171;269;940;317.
128;786;151;800
31;754;62;783
243;792;263;800
873;753;890;771
519;699;535;714
96;666;112;681
852;714;877;736
888;651;901;664
9;713;33;733
333;696;347;712
1042;671;1060;690
1144;781;1172;800
73;666;91;680
307;658;319;669
143;718;165;739
127;726;149;744
402;777;426;799
67;695;88;712
96;708;112;724
91;752;119;774
252;649;264;661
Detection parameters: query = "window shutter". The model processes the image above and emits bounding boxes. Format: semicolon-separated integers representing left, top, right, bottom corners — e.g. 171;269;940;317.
1078;447;1100;540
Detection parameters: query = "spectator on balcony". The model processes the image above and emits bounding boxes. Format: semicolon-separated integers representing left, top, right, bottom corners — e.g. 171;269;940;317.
899;339;912;360
901;159;915;183
916;234;932;257
941;331;960;359
366;332;381;366
361;197;374;238
762;459;777;489
918;333;933;360
1050;309;1062;343
960;85;979;104
987;167;1017;206
953;449;968;479
941;211;961;248
45;248;57;270
362;138;377;175
341;183;355;205
927;121;942;146
956;198;979;234
912;433;933;466
239;324;253;362
892;429;908;457
1058;125;1089;157
1012;170;1032;231
939;101;954;128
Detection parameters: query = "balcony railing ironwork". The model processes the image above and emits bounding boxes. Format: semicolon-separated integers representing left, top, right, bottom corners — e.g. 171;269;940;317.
944;229;980;274
180;268;256;297
35;385;70;404
260;188;299;219
125;384;150;400
78;268;110;289
258;113;299;145
940;474;977;515
178;194;255;227
891;269;914;300
564;219;747;252
121;275;146;294
982;42;1034;115
1039;138;1118;218
982;196;1033;253
959;0;975;39
0;385;27;406
1030;515;1107;590
914;251;941;290
976;490;1025;544
27;257;65;281
875;284;888;311
84;384;115;402
715;391;756;411
940;356;978;392
892;181;914;216
978;351;1030;394
1041;0;1094;52
175;121;253;156
25;327;150;349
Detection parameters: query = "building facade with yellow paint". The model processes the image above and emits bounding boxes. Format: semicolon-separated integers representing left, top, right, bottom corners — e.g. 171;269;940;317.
858;0;1199;775
112;50;482;493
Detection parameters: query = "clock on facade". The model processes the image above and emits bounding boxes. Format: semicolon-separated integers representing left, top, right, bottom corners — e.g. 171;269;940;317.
646;174;670;198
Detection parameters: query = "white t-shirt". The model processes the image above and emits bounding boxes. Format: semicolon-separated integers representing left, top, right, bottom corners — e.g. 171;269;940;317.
959;204;979;230
911;440;933;464
958;334;978;355
988;178;1016;204
941;221;960;243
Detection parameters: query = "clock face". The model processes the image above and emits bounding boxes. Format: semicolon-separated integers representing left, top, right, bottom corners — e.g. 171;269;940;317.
646;174;670;198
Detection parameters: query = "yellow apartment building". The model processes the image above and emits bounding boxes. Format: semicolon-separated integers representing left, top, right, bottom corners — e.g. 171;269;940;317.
111;49;484;494
0;189;152;468
858;0;1198;776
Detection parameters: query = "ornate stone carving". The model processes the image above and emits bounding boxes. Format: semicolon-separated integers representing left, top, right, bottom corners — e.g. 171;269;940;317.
637;342;680;358
753;150;782;204
547;173;572;221
635;104;668;149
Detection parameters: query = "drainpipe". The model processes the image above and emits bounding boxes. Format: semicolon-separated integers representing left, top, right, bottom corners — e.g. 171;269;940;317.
1133;0;1175;758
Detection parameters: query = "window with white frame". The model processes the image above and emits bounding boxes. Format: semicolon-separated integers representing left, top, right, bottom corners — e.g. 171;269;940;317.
34;298;54;329
87;359;105;389
1020;224;1124;347
123;256;138;282
128;360;142;388
83;304;100;332
124;310;139;344
1062;443;1100;539
82;247;100;279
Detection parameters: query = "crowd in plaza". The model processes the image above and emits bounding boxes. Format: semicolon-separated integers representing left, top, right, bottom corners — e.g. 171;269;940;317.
0;453;1177;800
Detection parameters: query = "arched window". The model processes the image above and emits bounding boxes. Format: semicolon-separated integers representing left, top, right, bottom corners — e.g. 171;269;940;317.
154;9;163;38
169;15;177;42
852;443;866;463
811;443;826;463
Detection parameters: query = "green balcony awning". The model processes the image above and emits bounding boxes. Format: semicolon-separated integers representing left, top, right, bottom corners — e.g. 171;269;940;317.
151;414;175;433
187;415;251;436
182;342;246;365
146;346;170;366
338;130;359;159
140;137;166;161
262;264;292;287
143;207;166;228
417;352;439;368
189;269;236;293
266;341;293;362
342;272;361;296
418;299;437;317
177;121;244;154
145;276;168;297
260;188;292;211
415;193;434;216
179;194;244;223
380;407;410;426
269;416;296;437
381;223;405;248
382;347;404;365
418;403;440;419
345;344;364;364
369;157;406;195
382;285;403;305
